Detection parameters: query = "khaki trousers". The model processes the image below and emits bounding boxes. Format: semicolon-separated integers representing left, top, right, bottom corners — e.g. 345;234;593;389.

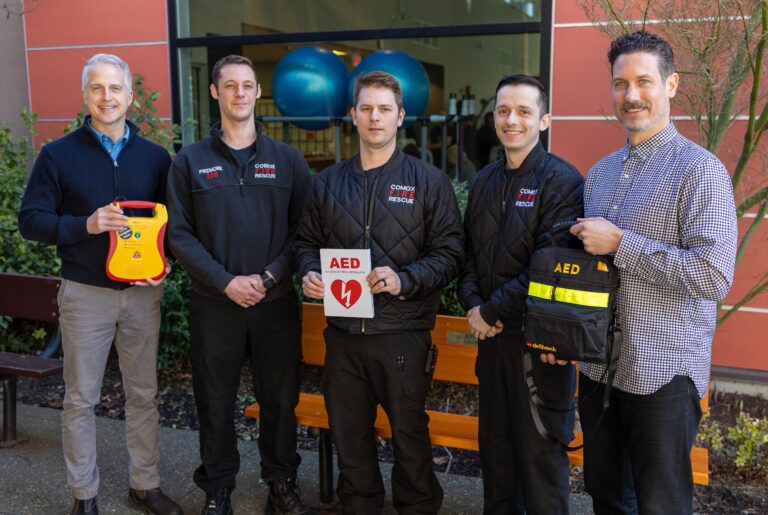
57;279;163;500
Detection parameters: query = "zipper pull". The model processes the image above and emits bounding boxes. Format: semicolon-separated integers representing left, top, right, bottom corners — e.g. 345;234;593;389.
239;177;244;196
501;176;507;213
551;277;559;302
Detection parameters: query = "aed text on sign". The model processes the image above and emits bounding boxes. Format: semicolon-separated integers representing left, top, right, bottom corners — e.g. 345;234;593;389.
329;257;361;269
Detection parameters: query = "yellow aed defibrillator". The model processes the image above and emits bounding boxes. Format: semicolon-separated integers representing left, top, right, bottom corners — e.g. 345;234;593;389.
106;201;168;282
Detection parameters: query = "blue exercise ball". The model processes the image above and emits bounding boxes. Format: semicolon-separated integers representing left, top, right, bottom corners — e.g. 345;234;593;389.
348;50;430;119
272;46;349;130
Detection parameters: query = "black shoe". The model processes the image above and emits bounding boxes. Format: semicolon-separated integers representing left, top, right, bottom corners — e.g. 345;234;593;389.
265;476;317;515
201;488;233;515
129;488;184;515
70;497;98;515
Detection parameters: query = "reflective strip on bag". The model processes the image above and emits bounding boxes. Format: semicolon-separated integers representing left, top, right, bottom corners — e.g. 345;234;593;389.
528;281;610;308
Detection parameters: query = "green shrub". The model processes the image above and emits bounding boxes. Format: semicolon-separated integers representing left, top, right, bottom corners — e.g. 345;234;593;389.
698;409;768;480
727;412;768;469
696;412;725;452
157;265;191;370
439;180;470;317
0;110;61;352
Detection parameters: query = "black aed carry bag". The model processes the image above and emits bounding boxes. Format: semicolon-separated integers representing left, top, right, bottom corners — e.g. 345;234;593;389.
521;247;621;451
523;247;619;363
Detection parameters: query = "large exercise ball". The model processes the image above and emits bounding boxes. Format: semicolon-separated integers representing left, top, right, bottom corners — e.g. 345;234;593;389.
348;50;430;118
272;46;349;130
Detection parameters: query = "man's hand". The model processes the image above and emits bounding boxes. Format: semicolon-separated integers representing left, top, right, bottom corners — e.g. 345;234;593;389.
302;271;325;299
570;217;625;255
367;266;401;296
247;273;267;294
467;306;499;341
489;320;504;338
539;353;577;366
87;203;129;235
224;275;265;308
131;259;171;287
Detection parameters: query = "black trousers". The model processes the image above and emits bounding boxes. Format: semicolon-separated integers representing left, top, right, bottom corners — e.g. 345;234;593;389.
323;326;444;515
579;373;702;515
476;335;575;515
190;290;302;492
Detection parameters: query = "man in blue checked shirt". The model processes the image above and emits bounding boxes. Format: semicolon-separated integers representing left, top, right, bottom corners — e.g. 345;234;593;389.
570;31;738;514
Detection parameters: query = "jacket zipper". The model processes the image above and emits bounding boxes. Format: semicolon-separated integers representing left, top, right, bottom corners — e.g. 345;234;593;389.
238;155;248;196
501;174;514;214
112;160;119;200
361;173;379;334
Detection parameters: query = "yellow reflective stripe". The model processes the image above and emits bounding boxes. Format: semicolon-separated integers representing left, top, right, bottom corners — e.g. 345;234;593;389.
528;281;609;308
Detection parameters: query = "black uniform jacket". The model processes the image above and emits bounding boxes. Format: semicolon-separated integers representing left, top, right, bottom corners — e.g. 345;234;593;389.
296;150;464;334
459;142;584;335
167;122;312;301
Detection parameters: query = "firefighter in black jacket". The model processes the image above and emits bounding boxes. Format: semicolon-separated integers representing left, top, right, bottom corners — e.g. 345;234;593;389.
166;55;313;515
459;75;584;515
296;72;463;514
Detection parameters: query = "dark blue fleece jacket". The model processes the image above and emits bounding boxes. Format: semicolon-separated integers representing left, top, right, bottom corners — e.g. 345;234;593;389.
18;118;171;289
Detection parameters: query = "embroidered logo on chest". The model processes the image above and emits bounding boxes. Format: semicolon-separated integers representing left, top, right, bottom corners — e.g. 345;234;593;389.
515;188;538;208
388;184;416;205
254;163;277;179
198;165;223;180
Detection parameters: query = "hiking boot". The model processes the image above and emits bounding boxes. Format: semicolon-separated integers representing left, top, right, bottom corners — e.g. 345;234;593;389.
265;476;316;514
200;488;233;515
70;497;98;515
129;488;183;514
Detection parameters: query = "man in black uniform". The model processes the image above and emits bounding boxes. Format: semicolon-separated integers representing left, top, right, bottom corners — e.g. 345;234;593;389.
459;75;584;514
166;55;313;515
296;71;463;515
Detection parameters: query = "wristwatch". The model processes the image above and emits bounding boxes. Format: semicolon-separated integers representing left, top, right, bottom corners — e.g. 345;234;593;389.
260;272;276;291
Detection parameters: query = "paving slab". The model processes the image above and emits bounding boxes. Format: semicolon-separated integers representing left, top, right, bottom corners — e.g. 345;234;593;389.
0;404;594;514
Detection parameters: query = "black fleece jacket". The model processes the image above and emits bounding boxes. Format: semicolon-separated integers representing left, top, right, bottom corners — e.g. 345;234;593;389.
167;123;312;301
295;150;464;334
18;118;171;289
459;142;584;334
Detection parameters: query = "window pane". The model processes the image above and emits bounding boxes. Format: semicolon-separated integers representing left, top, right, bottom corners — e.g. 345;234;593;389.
178;0;541;38
179;34;538;173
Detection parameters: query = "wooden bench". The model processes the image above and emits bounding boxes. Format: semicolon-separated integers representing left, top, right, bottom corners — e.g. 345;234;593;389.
245;302;710;502
0;273;64;445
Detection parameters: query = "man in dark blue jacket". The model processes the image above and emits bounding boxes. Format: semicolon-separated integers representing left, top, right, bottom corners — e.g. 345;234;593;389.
166;55;313;515
18;54;181;515
296;71;464;515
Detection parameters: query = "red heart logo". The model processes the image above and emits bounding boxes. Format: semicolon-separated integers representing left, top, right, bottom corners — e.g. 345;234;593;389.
330;279;362;309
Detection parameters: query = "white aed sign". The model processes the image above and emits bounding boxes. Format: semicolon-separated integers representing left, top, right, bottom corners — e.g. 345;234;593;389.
320;248;374;318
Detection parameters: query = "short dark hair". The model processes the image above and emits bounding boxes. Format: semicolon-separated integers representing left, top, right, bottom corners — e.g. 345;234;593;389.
495;75;549;116
353;71;404;111
608;30;675;79
211;55;258;88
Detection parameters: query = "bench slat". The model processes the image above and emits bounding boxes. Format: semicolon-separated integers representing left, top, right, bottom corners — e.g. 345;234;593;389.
0;352;63;379
0;273;60;322
245;392;709;485
257;303;710;485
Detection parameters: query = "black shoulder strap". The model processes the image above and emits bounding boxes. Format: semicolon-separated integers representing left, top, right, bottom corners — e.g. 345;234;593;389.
522;327;623;452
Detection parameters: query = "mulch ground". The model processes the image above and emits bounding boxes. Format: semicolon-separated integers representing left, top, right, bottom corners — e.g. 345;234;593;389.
12;350;768;513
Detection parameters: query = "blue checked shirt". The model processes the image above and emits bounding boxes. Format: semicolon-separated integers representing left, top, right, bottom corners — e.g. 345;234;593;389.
581;123;737;398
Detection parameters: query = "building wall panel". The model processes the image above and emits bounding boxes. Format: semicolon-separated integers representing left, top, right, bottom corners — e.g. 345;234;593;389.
551;2;768;372
25;0;168;48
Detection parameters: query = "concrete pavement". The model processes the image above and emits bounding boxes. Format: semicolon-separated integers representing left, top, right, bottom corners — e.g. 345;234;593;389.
0;404;594;514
